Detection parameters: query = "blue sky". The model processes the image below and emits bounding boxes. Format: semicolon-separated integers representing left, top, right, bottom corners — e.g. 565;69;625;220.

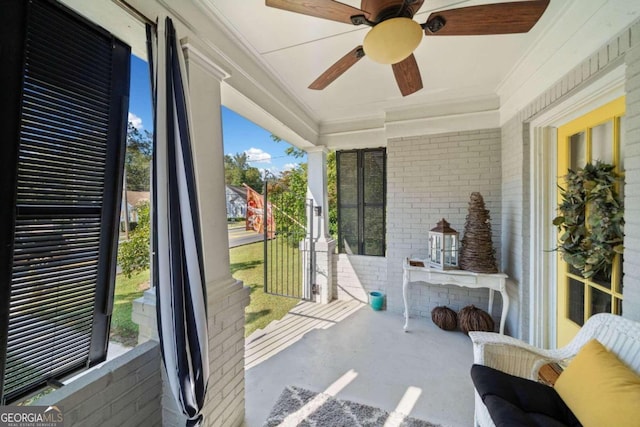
128;55;304;176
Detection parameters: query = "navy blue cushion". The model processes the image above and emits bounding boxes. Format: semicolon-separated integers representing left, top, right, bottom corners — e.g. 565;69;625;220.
471;364;581;427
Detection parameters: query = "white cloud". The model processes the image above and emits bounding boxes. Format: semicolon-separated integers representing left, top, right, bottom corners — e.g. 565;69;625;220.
128;112;143;130
245;147;272;163
282;163;298;172
259;167;280;179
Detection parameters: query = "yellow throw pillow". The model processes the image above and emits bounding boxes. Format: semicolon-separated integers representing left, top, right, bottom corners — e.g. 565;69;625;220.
554;339;640;427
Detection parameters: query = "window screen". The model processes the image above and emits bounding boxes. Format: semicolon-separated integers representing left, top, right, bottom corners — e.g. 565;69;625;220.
0;0;130;403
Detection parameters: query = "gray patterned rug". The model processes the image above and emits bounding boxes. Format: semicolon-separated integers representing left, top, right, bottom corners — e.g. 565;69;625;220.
264;385;442;427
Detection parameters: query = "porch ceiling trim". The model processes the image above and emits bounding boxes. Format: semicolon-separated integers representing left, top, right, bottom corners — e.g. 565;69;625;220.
182;40;231;82
121;0;320;147
221;84;317;150
318;108;500;150
498;0;636;125
191;0;320;145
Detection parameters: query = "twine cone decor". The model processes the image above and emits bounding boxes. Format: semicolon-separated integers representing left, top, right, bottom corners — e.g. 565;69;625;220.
431;306;457;331
459;192;498;273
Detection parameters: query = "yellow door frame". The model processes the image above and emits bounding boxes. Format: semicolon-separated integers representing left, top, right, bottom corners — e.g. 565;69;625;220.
556;96;625;347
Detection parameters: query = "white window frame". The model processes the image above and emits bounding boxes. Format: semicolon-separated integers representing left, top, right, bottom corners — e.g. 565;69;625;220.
528;64;625;348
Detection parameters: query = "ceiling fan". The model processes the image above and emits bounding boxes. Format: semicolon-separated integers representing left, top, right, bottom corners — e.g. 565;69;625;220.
265;0;550;96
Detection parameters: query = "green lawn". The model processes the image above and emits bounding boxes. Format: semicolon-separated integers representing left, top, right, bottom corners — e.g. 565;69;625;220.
230;241;299;337
111;269;150;346
110;240;297;345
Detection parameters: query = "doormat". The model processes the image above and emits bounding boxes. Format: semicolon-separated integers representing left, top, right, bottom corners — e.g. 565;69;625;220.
264;385;442;427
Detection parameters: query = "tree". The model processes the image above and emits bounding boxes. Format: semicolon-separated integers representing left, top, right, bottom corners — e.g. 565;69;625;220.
126;122;152;191
118;201;150;276
244;167;264;191
223;152;264;190
272;163;308;220
271;134;305;158
326;151;337;239
270;134;337;239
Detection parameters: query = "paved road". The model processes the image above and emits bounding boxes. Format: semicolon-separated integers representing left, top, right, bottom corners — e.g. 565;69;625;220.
228;226;263;248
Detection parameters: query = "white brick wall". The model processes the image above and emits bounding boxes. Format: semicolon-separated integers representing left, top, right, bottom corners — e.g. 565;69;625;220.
334;254;388;303
383;129;502;321
500;18;640;335
131;280;250;427
34;341;162;426
333;18;640;336
202;282;250;427
501;116;527;338
623;21;640;321
160;281;250;427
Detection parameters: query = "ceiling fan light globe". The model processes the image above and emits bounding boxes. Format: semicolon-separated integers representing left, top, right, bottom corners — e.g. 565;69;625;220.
363;17;423;65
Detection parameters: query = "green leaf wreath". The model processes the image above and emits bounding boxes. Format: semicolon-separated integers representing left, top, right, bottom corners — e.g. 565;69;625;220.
553;161;624;279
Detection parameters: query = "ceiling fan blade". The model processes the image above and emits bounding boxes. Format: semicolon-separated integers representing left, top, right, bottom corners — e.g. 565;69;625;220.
392;54;423;97
266;0;368;25
361;0;424;20
407;0;424;17
424;0;550;36
309;46;365;90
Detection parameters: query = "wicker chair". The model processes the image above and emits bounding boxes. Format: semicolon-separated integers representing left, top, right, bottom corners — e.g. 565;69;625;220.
469;313;640;427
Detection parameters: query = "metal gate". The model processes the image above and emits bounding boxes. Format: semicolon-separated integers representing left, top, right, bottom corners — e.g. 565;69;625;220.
263;179;312;299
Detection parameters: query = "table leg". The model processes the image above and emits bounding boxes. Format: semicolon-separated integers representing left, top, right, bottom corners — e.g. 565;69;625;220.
403;270;409;332
499;289;509;335
488;289;494;316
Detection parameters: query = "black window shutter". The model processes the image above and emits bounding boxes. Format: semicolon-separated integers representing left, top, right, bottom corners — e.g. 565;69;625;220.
0;0;130;403
336;148;386;256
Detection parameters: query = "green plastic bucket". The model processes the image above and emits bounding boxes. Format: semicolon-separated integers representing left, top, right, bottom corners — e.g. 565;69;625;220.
369;291;385;311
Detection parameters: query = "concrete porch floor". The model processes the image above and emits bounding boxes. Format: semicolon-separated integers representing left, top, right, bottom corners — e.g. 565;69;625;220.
244;300;475;427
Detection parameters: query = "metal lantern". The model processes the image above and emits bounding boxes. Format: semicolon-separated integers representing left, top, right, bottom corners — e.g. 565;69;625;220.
428;218;459;270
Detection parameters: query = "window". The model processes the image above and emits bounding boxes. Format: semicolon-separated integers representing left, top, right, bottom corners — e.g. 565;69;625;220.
0;0;130;403
337;149;386;256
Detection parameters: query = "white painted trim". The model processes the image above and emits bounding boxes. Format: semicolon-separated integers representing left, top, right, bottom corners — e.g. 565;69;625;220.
191;0;320;144
528;63;625;348
495;0;576;97
181;40;230;82
320;127;387;150
385;110;499;139
195;0;318;120
529;126;557;348
221;84;316;149
306;146;330;154
140;0;319;149
531;64;625;128
498;0;627;125
319;108;500;149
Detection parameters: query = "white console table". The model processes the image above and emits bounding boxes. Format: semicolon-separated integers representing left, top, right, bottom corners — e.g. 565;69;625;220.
403;258;509;334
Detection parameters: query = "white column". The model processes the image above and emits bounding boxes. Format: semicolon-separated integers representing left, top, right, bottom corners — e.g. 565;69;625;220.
181;41;231;283
305;148;336;303
181;39;250;427
306;148;330;239
134;38;249;427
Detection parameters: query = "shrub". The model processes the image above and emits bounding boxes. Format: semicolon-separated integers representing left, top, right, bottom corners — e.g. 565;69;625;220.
118;201;150;277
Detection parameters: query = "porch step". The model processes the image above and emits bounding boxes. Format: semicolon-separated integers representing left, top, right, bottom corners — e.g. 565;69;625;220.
245;299;365;370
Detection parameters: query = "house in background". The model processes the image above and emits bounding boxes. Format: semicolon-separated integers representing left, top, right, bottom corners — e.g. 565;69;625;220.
225;185;247;219
2;0;640;426
121;190;150;225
